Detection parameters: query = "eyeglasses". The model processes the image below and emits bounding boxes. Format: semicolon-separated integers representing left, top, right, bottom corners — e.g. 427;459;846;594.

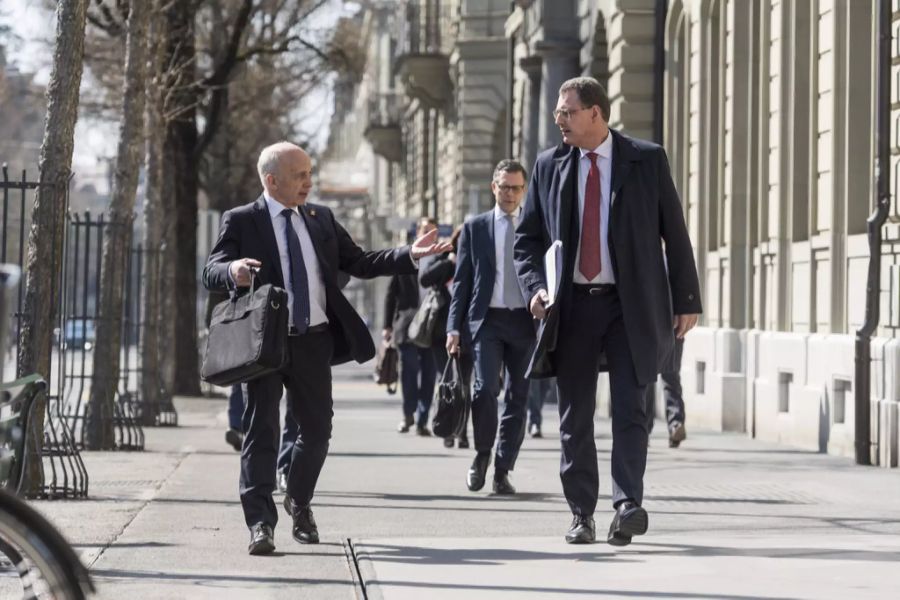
552;107;589;120
497;184;525;194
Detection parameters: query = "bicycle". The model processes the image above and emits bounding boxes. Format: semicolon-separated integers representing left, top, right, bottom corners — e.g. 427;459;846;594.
0;374;95;600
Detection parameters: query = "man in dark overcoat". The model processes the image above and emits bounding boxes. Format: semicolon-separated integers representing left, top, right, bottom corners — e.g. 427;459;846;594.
514;77;702;546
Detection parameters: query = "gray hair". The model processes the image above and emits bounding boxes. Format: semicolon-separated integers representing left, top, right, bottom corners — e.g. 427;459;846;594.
257;141;300;187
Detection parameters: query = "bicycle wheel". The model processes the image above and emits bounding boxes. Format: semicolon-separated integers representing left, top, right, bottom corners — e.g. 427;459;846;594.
0;489;93;600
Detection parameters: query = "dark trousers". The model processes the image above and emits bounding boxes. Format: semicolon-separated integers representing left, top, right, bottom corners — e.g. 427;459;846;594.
646;337;685;433
228;383;243;430
471;308;534;472
555;290;649;516
277;396;300;474
528;377;557;428
399;343;436;427
240;330;334;529
433;343;473;440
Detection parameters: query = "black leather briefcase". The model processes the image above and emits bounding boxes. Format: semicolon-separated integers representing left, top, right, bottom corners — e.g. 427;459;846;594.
200;277;289;386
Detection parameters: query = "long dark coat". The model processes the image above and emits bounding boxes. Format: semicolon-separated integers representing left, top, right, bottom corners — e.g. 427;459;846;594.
513;129;702;384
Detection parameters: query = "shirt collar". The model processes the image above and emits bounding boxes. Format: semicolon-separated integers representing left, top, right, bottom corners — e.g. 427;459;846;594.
493;204;522;220
264;191;299;220
578;131;613;161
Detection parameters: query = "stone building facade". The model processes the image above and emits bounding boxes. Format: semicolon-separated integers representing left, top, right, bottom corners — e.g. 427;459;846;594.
322;0;899;466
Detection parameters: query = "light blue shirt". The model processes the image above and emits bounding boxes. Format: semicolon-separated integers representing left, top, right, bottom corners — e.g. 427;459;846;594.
574;133;615;284
264;192;328;328
489;204;523;308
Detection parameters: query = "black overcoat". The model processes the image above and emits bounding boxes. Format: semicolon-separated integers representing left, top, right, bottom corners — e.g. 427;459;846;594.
514;129;702;384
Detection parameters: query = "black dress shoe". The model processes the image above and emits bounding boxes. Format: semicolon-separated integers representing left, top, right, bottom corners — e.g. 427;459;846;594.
292;505;319;544
668;421;686;448
415;425;432;436
225;428;243;452
607;500;648;546
397;415;414;433
457;436;469;449
529;423;542;438
443;436;455;448
284;494;319;543
248;522;275;555
565;515;596;544
277;470;288;493
467;453;490;491
492;472;516;495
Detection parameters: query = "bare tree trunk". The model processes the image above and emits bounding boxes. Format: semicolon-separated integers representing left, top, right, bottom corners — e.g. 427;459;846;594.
17;0;88;494
140;1;168;426
158;156;177;397
85;0;151;449
165;0;202;397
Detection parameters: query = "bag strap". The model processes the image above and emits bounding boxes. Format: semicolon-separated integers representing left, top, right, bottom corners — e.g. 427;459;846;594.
441;355;454;383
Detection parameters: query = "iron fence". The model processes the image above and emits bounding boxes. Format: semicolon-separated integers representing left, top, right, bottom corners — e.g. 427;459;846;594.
1;164;88;498
58;212;145;451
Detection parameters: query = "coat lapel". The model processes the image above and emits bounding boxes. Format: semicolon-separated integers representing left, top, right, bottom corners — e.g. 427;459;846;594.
300;204;334;280
252;195;285;286
482;211;496;271
554;146;579;256
610;129;639;201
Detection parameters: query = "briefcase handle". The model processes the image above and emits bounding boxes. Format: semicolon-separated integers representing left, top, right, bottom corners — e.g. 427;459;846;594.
230;266;262;302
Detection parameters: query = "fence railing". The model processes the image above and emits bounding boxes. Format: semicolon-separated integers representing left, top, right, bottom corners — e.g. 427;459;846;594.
1;164;88;499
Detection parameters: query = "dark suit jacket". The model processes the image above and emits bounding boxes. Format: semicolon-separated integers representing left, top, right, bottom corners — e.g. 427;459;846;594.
514;129;702;384
447;210;527;341
383;273;420;330
203;195;416;365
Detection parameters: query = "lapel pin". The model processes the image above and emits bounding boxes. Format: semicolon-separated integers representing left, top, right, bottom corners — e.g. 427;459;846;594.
309;209;316;217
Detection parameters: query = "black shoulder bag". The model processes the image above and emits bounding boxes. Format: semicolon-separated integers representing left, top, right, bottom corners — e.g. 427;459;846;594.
200;271;289;386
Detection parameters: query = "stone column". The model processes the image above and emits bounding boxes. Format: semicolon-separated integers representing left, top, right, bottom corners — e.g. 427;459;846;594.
535;40;581;150
519;54;543;169
606;0;657;139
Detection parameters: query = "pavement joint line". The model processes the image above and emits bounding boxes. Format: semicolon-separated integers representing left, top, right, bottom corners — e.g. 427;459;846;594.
84;451;190;570
343;537;368;600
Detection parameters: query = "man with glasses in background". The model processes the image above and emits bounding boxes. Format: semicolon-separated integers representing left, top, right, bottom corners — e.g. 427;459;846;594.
447;159;535;496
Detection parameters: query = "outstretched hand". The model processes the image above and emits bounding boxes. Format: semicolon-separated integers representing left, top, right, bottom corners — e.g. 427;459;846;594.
410;228;453;259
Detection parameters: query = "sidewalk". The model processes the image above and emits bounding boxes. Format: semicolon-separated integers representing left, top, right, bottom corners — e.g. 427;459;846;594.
20;361;900;599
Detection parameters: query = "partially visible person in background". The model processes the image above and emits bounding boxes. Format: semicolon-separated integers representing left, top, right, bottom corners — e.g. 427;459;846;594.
420;225;472;449
527;377;557;439
383;217;439;436
645;337;686;448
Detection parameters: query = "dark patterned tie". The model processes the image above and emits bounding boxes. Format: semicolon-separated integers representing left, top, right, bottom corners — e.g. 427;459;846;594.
281;209;310;333
579;151;602;280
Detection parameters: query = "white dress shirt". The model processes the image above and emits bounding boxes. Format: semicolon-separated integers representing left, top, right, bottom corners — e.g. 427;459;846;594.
264;193;328;328
573;133;615;284
489;204;523;308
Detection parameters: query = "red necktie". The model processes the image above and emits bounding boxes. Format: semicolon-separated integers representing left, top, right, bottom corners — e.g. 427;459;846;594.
579;151;602;280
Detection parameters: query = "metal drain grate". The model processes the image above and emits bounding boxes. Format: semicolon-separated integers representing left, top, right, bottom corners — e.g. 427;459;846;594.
645;483;815;505
91;480;164;488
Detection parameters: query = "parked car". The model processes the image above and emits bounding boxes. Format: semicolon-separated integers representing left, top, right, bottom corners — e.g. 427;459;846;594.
62;320;95;350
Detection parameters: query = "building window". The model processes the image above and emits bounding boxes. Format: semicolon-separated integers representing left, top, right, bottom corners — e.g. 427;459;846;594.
833;377;851;424
696;360;706;395
778;371;793;413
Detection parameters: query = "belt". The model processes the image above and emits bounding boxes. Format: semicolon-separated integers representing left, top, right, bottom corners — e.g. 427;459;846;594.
288;323;329;336
573;283;616;296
